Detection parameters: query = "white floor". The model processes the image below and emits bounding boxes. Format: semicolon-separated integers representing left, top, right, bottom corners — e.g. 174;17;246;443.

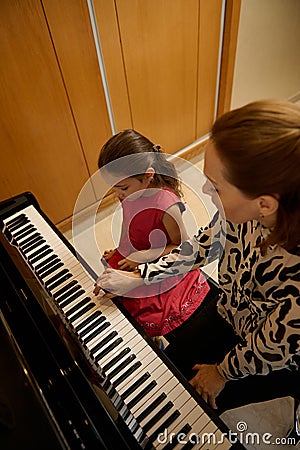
65;153;297;449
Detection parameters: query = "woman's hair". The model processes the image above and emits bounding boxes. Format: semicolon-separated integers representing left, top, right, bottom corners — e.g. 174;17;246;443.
211;99;300;253
98;129;182;197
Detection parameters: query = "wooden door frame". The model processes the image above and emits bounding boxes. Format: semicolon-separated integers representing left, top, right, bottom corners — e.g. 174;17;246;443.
217;0;241;117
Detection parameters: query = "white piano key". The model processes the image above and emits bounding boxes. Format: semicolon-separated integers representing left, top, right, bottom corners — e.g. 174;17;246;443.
208;429;232;450
108;347;158;403
128;366;174;431
94;331;144;377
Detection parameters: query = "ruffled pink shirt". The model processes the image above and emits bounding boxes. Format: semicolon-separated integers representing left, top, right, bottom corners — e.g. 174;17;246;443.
107;188;209;336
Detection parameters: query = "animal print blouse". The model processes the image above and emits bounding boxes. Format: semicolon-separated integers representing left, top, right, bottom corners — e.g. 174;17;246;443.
139;213;300;380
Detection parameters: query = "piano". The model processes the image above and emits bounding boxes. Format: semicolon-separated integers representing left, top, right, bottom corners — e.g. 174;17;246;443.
0;192;244;450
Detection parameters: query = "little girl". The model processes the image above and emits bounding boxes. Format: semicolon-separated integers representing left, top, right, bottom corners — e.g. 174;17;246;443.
94;129;210;340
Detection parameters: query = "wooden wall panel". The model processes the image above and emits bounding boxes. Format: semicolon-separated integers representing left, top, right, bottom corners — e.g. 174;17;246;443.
217;0;241;116
42;0;112;175
0;0;95;224
197;0;223;136
115;0;200;153
94;0;133;131
95;0;224;154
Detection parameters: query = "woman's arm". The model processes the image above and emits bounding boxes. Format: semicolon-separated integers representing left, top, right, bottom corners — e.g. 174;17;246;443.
96;211;224;295
218;290;300;380
140;211;225;284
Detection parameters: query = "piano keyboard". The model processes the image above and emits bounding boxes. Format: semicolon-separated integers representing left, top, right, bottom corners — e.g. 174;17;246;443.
2;205;233;450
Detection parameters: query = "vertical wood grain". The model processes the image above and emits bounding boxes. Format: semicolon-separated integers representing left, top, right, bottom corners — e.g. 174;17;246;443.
93;0;133;132
0;0;95;223
217;0;241;116
42;0;112;176
197;0;223;136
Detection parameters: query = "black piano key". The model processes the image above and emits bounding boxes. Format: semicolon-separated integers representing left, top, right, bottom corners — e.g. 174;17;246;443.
39;261;63;279
142;401;173;434
21;244;49;256
90;329;117;355
47;273;73;293
102;347;131;374
121;372;151;402
4;213;26;228
14;224;36;240
64;297;90;318
106;385;119;404
29;248;53;265
112;361;142;389
21;236;45;252
60;290;86;309
53;279;78;299
67;302;96;323
106;354;136;380
8;216;30;232
28;244;50;261
94;337;123;362
78;315;106;339
14;224;35;239
161;424;192;450
34;254;58;271
102;376;112;392
15;231;39;248
45;269;70;288
87;325;114;348
179;441;195;450
82;320;111;345
147;410;181;445
127;380;157;410
136;392;167;424
74;310;103;332
120;406;132;422
130;419;141;436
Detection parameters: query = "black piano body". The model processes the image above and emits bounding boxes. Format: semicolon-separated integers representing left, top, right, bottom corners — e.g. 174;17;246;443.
0;192;244;450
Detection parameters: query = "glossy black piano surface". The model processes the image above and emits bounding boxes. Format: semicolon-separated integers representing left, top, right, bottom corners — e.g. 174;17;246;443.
0;193;244;450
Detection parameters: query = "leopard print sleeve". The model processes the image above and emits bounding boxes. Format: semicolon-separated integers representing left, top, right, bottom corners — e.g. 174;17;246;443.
218;250;300;379
139;212;226;284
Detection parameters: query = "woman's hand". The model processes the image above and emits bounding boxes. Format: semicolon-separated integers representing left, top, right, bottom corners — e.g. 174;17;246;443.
189;364;227;409
94;268;144;296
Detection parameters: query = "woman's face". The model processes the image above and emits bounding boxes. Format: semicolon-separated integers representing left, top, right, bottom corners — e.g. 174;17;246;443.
203;140;261;223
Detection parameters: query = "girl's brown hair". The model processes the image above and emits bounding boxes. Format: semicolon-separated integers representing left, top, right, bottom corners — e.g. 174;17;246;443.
98;129;182;197
211;99;300;253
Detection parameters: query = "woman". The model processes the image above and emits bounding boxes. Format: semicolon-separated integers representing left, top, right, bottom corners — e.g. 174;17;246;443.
96;100;300;413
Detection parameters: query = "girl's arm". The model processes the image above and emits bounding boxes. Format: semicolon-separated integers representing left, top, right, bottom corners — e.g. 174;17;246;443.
96;212;225;295
118;203;188;270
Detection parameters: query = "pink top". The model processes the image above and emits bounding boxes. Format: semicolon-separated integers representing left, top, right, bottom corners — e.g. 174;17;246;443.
107;188;210;336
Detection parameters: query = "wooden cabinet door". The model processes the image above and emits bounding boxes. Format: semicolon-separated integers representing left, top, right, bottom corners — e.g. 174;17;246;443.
0;0;110;224
95;0;223;153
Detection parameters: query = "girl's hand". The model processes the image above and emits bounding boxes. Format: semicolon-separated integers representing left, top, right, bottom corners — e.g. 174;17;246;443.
189;364;227;409
103;249;116;260
94;268;144;296
117;251;149;271
118;257;139;271
93;284;116;298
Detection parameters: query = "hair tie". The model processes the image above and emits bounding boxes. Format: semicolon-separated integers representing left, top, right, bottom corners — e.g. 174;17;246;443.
153;144;161;152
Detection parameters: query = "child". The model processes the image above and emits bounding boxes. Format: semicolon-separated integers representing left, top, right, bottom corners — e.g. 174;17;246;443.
94;129;210;340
